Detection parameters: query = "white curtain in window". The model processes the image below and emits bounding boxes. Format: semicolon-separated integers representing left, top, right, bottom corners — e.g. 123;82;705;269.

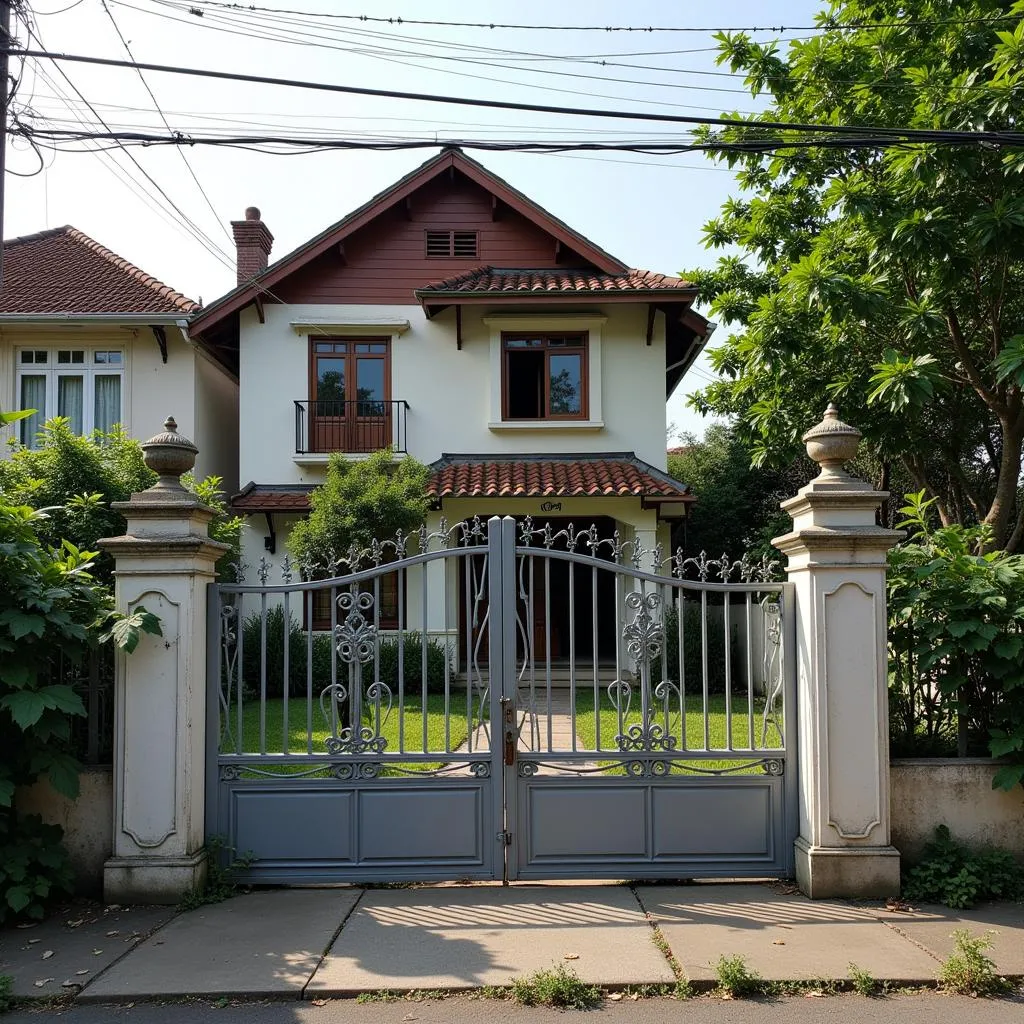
94;375;121;434
19;374;46;447
57;375;85;434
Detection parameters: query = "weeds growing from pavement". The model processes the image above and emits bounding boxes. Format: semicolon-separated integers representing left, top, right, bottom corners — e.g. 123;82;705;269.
848;963;877;996
714;954;763;998
509;963;602;1009
939;930;1008;997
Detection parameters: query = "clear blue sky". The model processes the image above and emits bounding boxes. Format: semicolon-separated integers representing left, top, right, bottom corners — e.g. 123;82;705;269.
8;0;823;437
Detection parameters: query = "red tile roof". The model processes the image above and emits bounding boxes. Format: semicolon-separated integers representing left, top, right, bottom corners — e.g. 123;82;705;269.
416;267;695;297
427;453;692;500
232;484;314;512
0;226;198;314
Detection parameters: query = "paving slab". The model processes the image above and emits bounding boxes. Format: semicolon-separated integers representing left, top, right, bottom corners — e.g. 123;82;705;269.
307;883;673;993
81;888;361;1001
636;883;940;984
878;901;1024;975
0;902;174;999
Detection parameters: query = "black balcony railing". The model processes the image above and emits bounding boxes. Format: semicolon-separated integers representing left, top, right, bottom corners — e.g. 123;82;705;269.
294;399;409;454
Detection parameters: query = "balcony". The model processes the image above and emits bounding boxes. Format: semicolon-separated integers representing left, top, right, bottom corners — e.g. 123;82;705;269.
294;399;409;455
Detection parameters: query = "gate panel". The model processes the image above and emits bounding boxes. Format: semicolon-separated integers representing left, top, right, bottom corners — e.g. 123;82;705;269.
206;520;504;883
505;525;797;881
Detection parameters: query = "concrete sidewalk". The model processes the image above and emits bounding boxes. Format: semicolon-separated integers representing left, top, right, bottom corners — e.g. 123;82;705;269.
2;882;1023;1003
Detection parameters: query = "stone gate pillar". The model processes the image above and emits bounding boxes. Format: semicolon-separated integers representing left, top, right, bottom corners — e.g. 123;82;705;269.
772;406;902;898
99;418;227;904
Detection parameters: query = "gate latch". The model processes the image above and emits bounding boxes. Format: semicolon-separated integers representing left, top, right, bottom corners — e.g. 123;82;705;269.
496;830;512;846
500;697;515;766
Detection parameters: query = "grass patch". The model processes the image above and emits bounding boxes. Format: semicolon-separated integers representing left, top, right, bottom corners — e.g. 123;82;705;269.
509;963;602;1009
222;694;472;772
939;930;1009;996
574;693;781;773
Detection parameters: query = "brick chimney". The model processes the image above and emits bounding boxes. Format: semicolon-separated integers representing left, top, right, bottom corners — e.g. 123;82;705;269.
231;206;273;286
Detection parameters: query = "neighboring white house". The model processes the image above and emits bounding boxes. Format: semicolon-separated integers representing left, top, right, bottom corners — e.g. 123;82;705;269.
191;147;713;654
0;226;239;492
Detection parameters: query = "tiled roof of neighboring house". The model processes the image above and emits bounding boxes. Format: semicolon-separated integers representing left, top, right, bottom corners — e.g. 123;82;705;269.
0;226;198;314
426;453;692;500
415;267;696;297
232;482;316;513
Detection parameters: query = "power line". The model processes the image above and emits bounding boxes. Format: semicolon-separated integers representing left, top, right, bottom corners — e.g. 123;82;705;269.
99;0;233;245
151;2;1024;34
10;47;1022;144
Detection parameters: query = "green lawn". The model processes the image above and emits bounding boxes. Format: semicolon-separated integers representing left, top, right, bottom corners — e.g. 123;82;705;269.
221;694;473;773
572;692;784;774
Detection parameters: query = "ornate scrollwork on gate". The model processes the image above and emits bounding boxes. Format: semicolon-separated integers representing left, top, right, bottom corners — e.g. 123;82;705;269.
319;587;393;758
608;591;683;774
218;603;239;749
760;598;785;748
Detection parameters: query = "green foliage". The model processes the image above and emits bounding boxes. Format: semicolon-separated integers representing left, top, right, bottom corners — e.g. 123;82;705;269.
887;492;1024;782
902;826;1024;909
688;3;1024;548
509;963;602;1009
653;604;740;695
0;419;154;577
182;473;243;580
177;835;254;912
0;813;74;926
288;449;431;568
99;606;162;654
847;963;876;997
0;973;12;1013
713;954;762;998
938;930;1008;996
667;423;804;560
241;606;451;699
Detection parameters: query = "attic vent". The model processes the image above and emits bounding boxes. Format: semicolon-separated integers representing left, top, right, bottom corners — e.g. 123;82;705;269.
425;230;478;258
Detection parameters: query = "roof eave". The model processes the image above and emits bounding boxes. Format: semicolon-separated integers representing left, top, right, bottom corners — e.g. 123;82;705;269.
0;312;195;323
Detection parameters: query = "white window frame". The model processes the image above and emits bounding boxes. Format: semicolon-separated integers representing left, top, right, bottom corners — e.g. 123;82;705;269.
482;314;606;431
15;346;126;447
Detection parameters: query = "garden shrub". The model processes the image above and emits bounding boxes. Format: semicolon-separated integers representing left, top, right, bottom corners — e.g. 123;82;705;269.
652;603;741;695
887;492;1024;785
376;633;452;696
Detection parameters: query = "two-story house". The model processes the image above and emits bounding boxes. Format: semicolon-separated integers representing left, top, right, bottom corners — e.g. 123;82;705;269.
190;148;711;663
0;226;239;492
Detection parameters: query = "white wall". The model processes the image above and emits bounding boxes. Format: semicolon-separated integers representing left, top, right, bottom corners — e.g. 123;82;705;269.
238;303;668;487
193;343;240;494
125;326;196;444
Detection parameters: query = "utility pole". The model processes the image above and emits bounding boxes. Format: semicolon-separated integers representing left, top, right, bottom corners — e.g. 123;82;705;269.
0;0;10;291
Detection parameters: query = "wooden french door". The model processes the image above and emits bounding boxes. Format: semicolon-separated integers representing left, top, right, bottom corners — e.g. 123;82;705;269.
309;338;391;453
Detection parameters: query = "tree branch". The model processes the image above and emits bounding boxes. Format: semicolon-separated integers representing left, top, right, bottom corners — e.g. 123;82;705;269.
945;306;1004;415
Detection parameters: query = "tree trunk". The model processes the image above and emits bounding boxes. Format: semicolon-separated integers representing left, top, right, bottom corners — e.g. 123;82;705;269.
983;418;1023;551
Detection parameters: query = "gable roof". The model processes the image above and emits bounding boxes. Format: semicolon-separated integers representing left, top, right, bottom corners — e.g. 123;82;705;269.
0;226;198;315
190;147;628;336
416;267;697;300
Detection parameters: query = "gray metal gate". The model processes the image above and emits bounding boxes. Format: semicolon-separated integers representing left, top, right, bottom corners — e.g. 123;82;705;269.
207;516;796;883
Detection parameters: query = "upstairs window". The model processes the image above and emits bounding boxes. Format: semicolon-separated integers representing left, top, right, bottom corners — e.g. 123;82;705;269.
16;347;124;448
502;334;588;421
425;230;478;258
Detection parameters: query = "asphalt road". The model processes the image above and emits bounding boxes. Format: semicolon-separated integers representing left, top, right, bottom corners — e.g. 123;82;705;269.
7;992;1024;1024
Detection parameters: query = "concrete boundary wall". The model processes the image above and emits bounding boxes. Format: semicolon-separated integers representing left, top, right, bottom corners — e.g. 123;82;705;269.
890;758;1024;863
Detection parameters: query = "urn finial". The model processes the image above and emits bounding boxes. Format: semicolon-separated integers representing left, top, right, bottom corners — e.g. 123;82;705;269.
802;404;861;479
140;416;198;494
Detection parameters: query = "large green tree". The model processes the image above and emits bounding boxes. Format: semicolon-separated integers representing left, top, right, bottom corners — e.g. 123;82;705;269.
688;0;1024;548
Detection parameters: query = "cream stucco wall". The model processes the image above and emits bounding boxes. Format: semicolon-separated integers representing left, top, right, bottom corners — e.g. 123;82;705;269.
237;302;669;488
0;323;238;488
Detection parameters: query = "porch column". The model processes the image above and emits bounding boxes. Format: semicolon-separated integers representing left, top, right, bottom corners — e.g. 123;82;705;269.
99;418;227;904
772;406;902;898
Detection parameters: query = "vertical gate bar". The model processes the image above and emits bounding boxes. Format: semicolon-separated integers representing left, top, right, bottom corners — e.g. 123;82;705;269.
235;593;244;754
259;594;267;754
613;567;624;747
528;555;536;742
398;566;406;754
422;554;429;752
724;592;733;752
464;554;472;752
282;591;290;756
330;586;338;739
781;582;799;874
678;592;687;751
305;589;313;755
598;565;602;749
544;555;552;752
373;573;382;744
659;583;669;737
701;590;710;750
746;593;755;752
205;582;221;843
444;553;451;753
568;558;577;752
486;518;506;881
500;517;518;881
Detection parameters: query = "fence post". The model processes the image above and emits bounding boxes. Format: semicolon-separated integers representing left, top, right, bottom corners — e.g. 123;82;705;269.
98;418;228;904
772;405;903;898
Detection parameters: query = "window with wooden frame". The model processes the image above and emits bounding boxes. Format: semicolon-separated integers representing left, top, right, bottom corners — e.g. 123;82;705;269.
502;333;588;421
307;574;402;632
425;230;478;258
308;338;391;453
